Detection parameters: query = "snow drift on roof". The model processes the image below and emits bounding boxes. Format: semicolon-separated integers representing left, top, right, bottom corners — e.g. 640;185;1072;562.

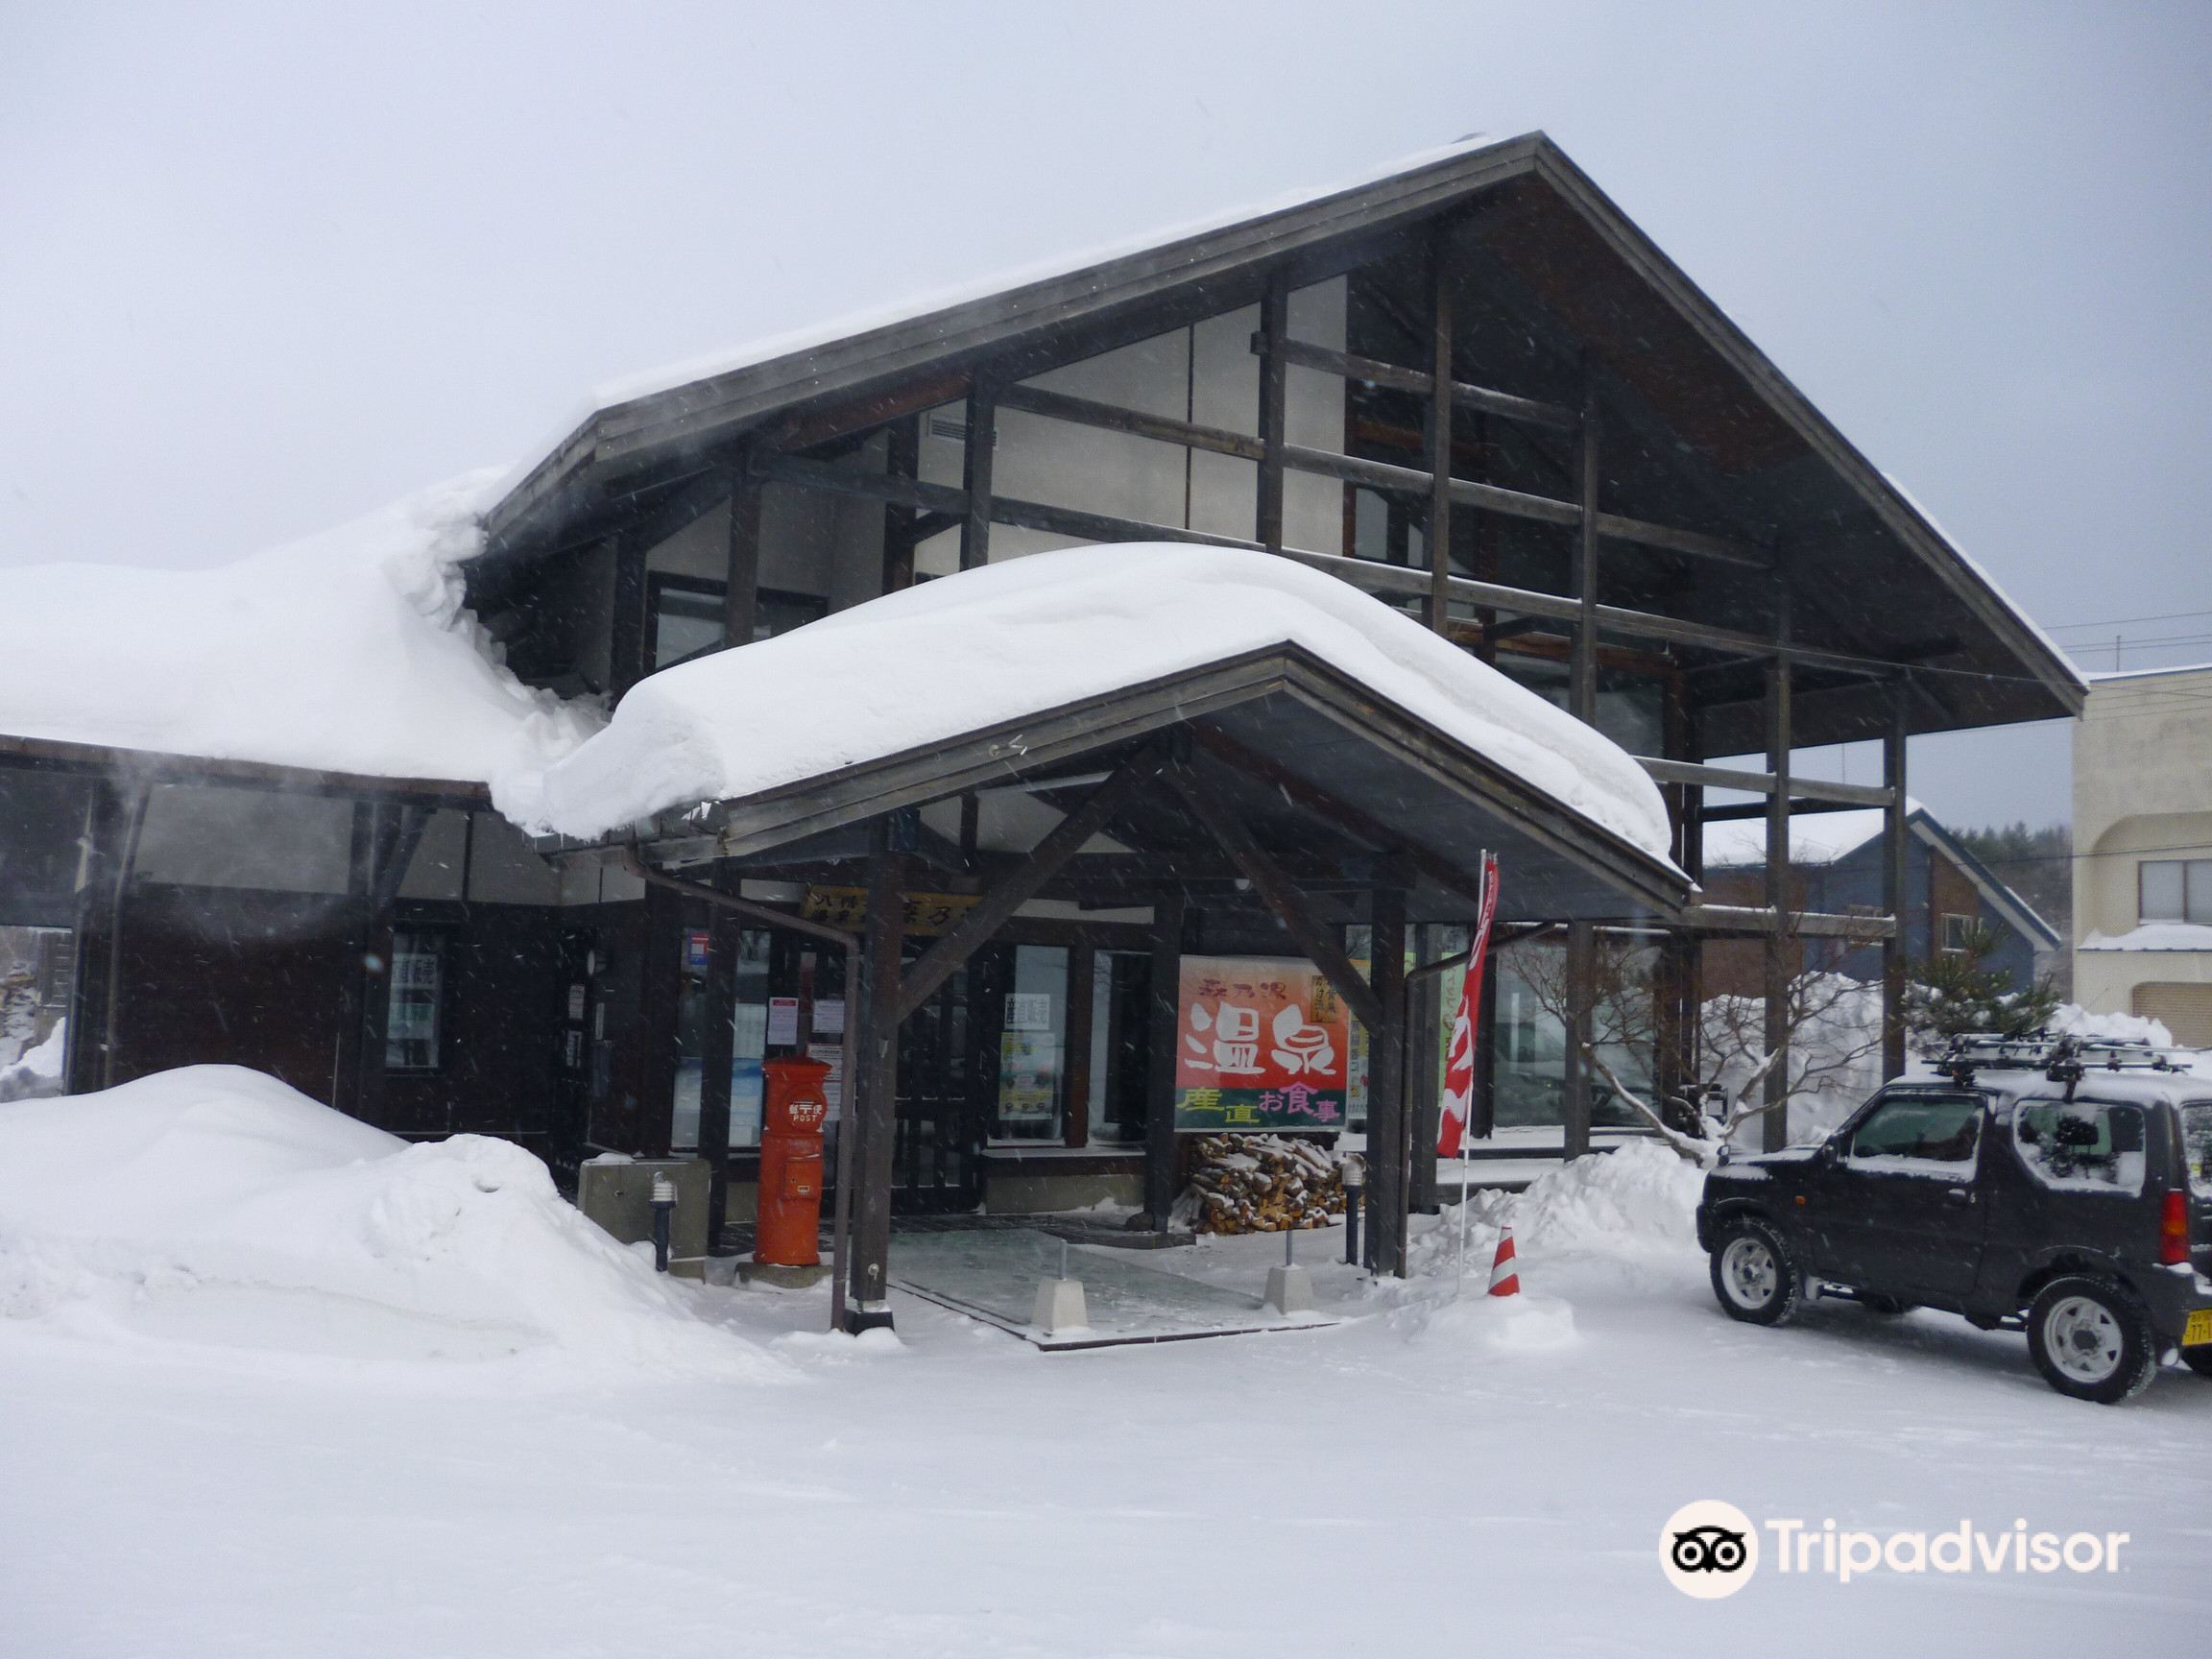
0;473;600;788
509;543;1678;861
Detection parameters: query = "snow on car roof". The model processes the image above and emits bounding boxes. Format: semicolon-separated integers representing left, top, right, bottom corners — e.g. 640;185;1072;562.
509;541;1679;858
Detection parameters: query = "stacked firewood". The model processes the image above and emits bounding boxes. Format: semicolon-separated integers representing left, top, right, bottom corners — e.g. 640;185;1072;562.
1183;1134;1345;1235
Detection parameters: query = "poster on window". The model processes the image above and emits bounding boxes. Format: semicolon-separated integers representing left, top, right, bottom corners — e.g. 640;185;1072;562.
1173;955;1349;1132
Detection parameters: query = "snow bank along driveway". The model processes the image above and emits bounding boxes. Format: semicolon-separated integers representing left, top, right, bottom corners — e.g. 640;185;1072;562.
0;1067;775;1378
4;1074;2206;1659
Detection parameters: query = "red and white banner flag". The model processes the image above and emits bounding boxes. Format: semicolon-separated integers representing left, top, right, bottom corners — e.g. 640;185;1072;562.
1436;853;1499;1159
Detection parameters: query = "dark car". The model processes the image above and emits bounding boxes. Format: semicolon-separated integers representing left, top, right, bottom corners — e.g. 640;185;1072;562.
1695;1035;2212;1404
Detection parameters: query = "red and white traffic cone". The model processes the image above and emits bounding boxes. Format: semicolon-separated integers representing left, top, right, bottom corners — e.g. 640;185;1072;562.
1486;1222;1521;1298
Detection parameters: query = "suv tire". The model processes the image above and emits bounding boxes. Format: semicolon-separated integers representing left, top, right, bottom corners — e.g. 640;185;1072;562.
1710;1216;1802;1327
2026;1277;2159;1404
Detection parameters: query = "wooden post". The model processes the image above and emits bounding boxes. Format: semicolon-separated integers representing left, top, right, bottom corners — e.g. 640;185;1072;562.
1256;278;1289;553
1367;881;1410;1276
959;383;997;571
723;462;762;649
350;803;427;1127
1562;919;1595;1160
882;416;921;595
845;822;907;1330
1572;373;1600;725
1142;881;1187;1227
1425;240;1455;632
698;897;741;1244
1881;683;1911;1081
1762;588;1794;1152
609;533;649;696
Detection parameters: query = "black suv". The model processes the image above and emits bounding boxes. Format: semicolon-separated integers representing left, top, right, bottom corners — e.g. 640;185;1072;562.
1695;1036;2212;1404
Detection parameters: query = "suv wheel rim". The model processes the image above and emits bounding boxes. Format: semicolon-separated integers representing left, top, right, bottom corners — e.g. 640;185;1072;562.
2045;1295;2124;1384
1721;1236;1778;1309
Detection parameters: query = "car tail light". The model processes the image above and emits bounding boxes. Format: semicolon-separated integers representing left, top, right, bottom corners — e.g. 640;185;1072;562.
2160;1190;2192;1266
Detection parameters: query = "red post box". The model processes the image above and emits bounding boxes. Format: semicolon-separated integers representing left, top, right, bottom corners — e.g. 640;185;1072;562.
755;1056;831;1267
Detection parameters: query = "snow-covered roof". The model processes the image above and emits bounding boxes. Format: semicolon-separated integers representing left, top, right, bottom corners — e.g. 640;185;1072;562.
2079;922;2212;953
514;543;1677;861
0;474;598;791
2085;661;2212;685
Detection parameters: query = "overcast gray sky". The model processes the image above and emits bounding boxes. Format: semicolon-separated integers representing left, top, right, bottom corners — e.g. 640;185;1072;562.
4;1;2207;830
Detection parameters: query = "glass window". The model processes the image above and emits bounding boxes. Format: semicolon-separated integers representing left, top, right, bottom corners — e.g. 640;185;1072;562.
995;944;1068;1142
1847;1093;1982;1166
385;931;444;1071
2140;858;2212;926
2013;1100;2147;1194
1940;913;1974;952
2182;1102;2212;1199
651;579;830;671
2140;860;2185;923
729;929;772;1148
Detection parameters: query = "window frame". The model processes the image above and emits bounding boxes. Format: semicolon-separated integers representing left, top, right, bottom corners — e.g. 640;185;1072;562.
647;573;829;672
383;927;447;1074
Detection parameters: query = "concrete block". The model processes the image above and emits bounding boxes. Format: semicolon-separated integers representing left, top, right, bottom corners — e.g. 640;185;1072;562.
1264;1263;1314;1315
1032;1277;1090;1334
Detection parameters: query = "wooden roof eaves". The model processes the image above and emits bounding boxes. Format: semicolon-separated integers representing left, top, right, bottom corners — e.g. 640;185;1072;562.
541;640;1695;917
484;135;1550;550
0;733;494;810
1520;143;2087;719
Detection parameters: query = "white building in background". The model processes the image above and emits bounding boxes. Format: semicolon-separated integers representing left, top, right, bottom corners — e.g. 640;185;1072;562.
2074;661;2212;1045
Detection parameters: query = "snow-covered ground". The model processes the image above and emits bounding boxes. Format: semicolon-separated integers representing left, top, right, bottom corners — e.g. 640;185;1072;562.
3;1071;2207;1657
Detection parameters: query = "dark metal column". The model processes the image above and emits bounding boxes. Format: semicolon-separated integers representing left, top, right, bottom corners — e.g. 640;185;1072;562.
1367;881;1410;1276
1407;926;1443;1214
1142;881;1187;1227
845;823;907;1331
1881;683;1911;1080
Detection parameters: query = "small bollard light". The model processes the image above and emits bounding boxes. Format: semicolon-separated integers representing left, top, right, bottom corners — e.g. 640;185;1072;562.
1341;1156;1365;1268
650;1171;677;1273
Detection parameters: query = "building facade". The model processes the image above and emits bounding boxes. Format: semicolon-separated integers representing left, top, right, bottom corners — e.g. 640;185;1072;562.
2074;662;2212;1045
0;135;2085;1310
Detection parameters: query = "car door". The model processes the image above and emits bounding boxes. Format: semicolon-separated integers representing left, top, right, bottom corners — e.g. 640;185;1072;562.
1817;1090;1989;1299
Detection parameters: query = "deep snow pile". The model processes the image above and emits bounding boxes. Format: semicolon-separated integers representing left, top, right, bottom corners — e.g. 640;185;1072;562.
1416;1139;1706;1280
0;473;599;789
0;1067;776;1378
517;542;1675;857
2052;1000;2177;1046
0;1019;66;1103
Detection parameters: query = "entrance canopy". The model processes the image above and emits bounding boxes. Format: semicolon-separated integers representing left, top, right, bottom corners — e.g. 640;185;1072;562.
525;543;1692;923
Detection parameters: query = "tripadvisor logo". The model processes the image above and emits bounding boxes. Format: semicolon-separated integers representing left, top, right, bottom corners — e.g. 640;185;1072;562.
1660;1501;2131;1597
1661;1500;1759;1599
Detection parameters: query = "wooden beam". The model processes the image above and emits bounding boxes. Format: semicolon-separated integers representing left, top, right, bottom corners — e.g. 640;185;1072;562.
896;747;1166;1019
1257;279;1289;551
1264;334;1580;434
751;451;967;517
1677;904;1895;941
771;367;972;454
1882;684;1911;1080
846;826;907;1329
1572;372;1600;724
992;496;1262;553
960;380;996;570
608;532;649;695
996;381;1266;463
1762;591;1793;1154
1635;757;1892;808
1367;880;1410;1277
1425;236;1455;634
1563;919;1594;1159
1166;764;1382;1033
881;417;920;594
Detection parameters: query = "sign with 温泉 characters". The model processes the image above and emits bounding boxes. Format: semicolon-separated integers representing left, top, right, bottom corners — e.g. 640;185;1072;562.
1173;955;1349;1132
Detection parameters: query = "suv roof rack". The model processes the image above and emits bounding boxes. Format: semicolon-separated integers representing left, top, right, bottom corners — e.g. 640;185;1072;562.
1935;1030;2195;1090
